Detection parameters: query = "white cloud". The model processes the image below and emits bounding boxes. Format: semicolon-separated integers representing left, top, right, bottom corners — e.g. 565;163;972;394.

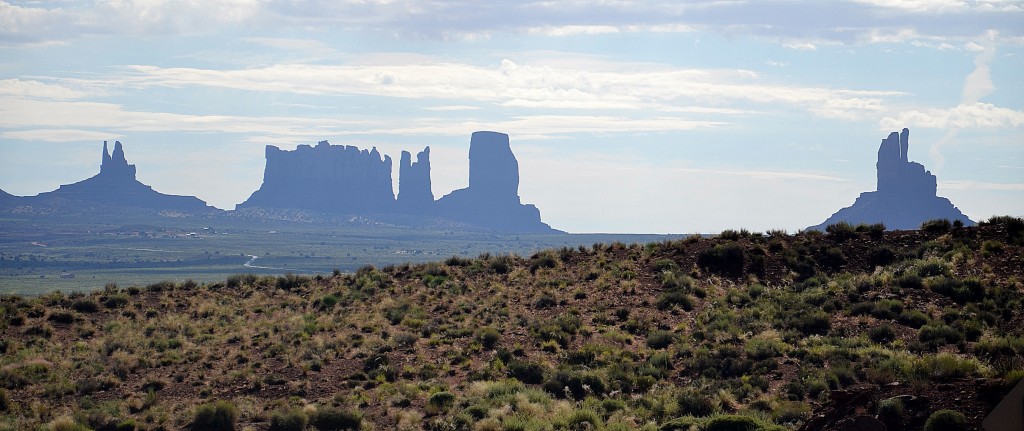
881;103;1024;130
0;128;118;142
939;180;1024;191
97;60;903;120
0;79;89;99
783;42;817;51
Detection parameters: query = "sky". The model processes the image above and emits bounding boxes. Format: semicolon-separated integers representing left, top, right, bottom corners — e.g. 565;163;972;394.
0;0;1022;234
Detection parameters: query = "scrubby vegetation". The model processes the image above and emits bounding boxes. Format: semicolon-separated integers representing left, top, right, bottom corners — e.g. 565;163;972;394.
1;218;1023;430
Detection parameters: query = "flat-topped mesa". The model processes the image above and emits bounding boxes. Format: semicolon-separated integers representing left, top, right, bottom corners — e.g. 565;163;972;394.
876;128;936;196
810;127;972;231
468;131;520;201
397;146;433;211
237;140;396;214
436;131;554;232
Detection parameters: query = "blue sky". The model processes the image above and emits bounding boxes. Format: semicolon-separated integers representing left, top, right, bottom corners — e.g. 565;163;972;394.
1;0;1021;233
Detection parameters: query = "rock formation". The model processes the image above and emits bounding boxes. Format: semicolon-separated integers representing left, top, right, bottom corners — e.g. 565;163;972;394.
237;140;396;214
809;128;973;231
435;131;554;232
237;133;557;232
397;147;433;212
32;141;214;212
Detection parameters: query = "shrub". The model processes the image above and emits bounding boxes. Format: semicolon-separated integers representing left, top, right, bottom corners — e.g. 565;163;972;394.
877;397;906;427
47;310;78;324
899;310;930;328
0;388;10;412
826;222;857;241
427;391;456;414
49;417;90;431
656;290;694;311
103;294;129;309
698;244;745;277
928;277;984;304
308;406;362;431
478;326;501;349
269;408;308;431
921;219;952;233
924;409;967;431
919;324;964;347
562;409;603;431
867;246;896;267
790;311;831;336
646;330;676;349
507;360;546;384
191;400;238;431
677;388;718;417
320;294;339;309
868;323;897;344
71;299;99;313
704;415;762;431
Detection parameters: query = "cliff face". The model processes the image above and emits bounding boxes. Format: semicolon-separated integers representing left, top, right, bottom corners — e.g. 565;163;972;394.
397;147;433;212
34;141;214;212
810;128;973;231
238;133;556;232
237;141;396;214
435;132;554;233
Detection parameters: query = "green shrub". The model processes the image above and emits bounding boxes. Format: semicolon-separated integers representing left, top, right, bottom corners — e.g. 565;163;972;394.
48;417;91;431
919;324;964;347
928;277;984;304
704;415;761;431
308;406;362;431
646;330;676;349
676;388;718;417
876;397;905;427
269;408;308;431
825;222;857;241
427;391;456;413
561;409;603;431
899;310;930;328
320;294;339;309
103;294;129;309
0;388;10;412
921;219;952;233
924;409;967;431
698;244;745;277
868;246;896;267
868;323;897;344
191;400;238;431
478;326;501;349
656;290;694;311
660;417;702;431
790;311;831;336
71;299;99;313
507;360;546;384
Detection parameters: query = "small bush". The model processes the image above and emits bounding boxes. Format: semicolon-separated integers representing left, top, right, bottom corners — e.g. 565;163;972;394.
0;388;11;412
191;400;238;431
869;323;897;344
507;360;546;384
103;294;129;309
646;330;676;349
269;408;308;431
427;391;456;414
919;324;964;347
698;244;745;277
677;388;718;417
477;327;501;349
308;406;362;431
924;409;967;431
704;415;762;431
656;290;694;311
49;417;90;431
899;310;930;328
921;219;952;233
877;397;905;427
826;222;857;241
71;299;99;313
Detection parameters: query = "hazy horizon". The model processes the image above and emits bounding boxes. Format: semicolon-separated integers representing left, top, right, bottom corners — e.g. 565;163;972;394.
1;0;1022;234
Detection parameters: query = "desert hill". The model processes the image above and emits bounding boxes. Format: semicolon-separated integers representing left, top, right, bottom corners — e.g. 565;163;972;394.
1;218;1022;430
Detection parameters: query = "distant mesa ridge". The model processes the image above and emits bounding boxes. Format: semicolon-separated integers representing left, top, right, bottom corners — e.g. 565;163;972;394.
809;128;973;231
28;141;214;212
237;140;395;214
239;131;555;233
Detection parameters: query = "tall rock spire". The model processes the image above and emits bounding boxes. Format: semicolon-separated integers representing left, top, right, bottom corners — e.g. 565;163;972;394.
397;146;433;211
810;127;972;230
99;141;137;179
